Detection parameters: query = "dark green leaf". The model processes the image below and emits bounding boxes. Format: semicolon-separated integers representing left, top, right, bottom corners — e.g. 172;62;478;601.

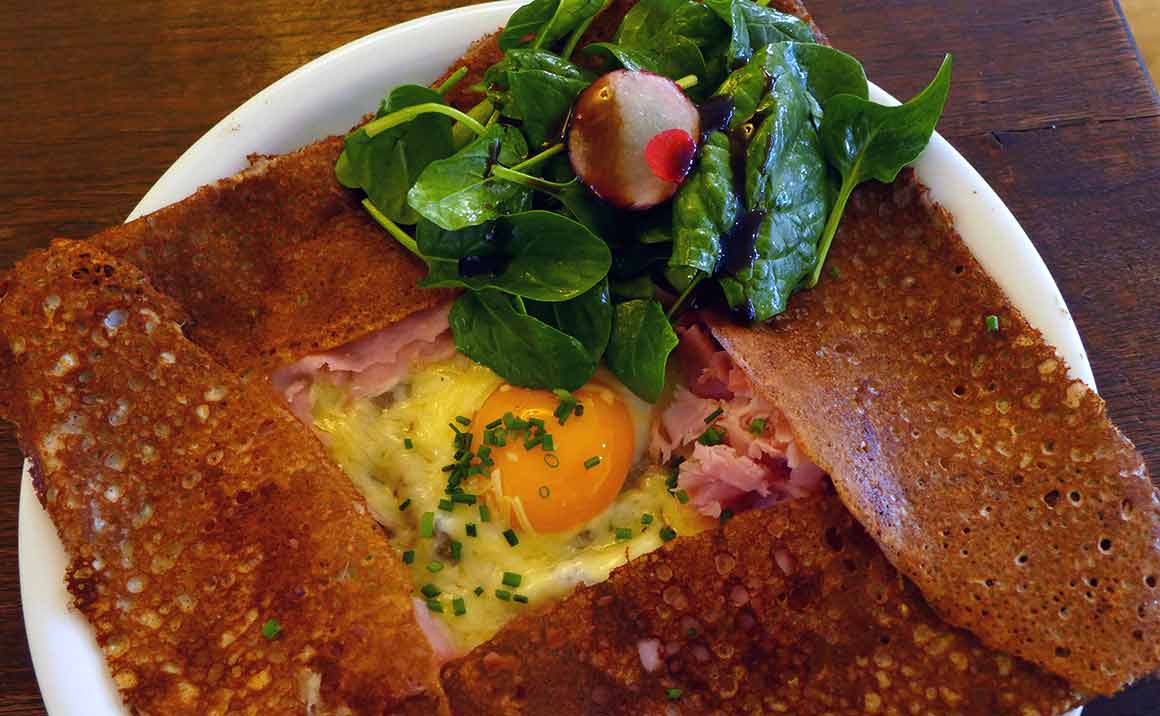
500;0;606;52
606;299;679;402
610;274;656;300
703;0;813;65
669;131;739;275
485;49;593;114
615;0;687;48
450;290;597;390
335;85;453;225
406;124;531;230
808;54;951;286
613;0;727;97
509;70;592;146
820;54;951;185
418;211;610;302
581;42;663;73
715;41;867;130
528;278;612;357
723;73;829;320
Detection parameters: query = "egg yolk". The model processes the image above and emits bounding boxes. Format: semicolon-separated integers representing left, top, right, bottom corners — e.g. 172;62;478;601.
473;383;635;533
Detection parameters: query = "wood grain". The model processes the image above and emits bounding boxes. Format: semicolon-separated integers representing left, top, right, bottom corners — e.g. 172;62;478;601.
0;0;1156;714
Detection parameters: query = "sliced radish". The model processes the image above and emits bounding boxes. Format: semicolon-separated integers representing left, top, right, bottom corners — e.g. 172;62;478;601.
568;70;700;210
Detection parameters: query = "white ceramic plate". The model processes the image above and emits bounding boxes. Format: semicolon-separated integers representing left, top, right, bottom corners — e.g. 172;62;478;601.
18;2;1093;714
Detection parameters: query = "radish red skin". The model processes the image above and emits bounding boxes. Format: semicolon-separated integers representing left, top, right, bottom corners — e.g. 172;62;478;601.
568;70;700;210
645;128;697;183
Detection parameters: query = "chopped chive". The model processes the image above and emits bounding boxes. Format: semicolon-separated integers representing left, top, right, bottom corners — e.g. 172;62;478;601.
574;404;584;416
666;688;683;701
720;508;735;524
466;523;478;537
584;456;601;470
477;446;492;462
427;561;444;573
503;528;519;546
452;493;477;505
830;265;841;279
467;465;485;477
403;437;414;450
456;415;472;426
985;314;1000;332
513;593;529;604
615;527;633;541
704;407;724;424
495;589;512;601
485;417;503;429
675;489;690;504
474;586;484;596
452;597;466;616
398;498;412;511
665;471;679;490
698;426;726;446
426;599;444;613
641;513;654;525
502;571;523;588
748;418;767;436
402;549;415;564
419;511;435;538
438;499;454;512
261;618;281;640
492;428;507;446
686;626;697;637
523;433;543;450
528;417;545;429
479;505;491;523
420;583;441;598
448;422;462;434
660;526;677;542
541;434;555;452
450;540;463;561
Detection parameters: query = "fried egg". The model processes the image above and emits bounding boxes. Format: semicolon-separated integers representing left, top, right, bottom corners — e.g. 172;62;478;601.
311;355;707;652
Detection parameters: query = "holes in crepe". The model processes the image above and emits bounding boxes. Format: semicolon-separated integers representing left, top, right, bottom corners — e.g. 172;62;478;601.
1069;490;1083;506
1055;646;1072;658
1145;575;1157;589
1041;440;1056;455
952;384;967;398
954;265;965;275
824;527;845;552
1042;490;1061;508
879;634;892;645
1098;538;1113;554
984;578;996;588
1015;553;1030;566
1012;474;1025;486
1122;499;1135;518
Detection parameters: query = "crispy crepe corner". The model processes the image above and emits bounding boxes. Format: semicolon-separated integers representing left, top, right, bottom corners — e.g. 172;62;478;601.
0;242;446;715
712;173;1160;695
89;138;454;377
442;495;1080;715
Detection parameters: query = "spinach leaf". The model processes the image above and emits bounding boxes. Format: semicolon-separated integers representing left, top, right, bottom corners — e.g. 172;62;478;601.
610;274;656;300
722;72;829;320
527;277;613;358
335;85;453;225
606;299;679;402
715;41;867;130
491;157;617;238
669;131;739;275
406;124;531;231
615;0;687;48
704;0;813;65
808;54;951;285
500;0;606;52
581;42;663;73
450;289;597;390
417;211;611;302
484;50;593;147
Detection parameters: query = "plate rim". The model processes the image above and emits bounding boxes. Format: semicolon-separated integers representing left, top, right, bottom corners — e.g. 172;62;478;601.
17;2;1091;713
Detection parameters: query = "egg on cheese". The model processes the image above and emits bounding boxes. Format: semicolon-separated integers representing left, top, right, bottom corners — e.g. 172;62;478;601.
311;355;707;653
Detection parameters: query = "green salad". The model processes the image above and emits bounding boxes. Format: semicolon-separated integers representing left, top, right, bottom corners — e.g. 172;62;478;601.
335;0;951;403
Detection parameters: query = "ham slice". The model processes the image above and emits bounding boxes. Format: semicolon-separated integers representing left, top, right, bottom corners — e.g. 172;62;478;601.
272;303;455;421
651;320;827;517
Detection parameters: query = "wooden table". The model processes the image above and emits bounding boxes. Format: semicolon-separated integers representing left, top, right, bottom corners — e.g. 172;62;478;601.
1;0;1156;713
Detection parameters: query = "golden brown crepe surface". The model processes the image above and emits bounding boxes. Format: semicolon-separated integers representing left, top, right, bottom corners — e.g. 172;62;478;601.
0;242;446;715
712;173;1160;695
89;138;453;377
442;495;1079;715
